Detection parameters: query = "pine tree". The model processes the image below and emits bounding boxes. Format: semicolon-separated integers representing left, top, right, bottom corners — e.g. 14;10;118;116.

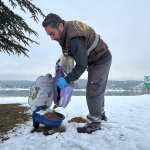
0;0;45;57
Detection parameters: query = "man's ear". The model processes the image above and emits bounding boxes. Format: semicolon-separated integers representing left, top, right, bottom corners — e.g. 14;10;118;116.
59;23;64;32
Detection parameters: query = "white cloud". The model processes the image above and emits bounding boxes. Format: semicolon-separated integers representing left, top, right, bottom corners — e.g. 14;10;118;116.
0;0;150;80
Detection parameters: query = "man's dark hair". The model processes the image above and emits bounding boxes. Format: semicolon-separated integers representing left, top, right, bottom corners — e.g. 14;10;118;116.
42;13;63;28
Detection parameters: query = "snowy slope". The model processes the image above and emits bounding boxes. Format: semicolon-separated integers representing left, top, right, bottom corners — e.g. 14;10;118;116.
0;95;150;150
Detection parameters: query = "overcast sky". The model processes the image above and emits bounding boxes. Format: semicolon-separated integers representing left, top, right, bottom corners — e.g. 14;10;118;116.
0;0;150;81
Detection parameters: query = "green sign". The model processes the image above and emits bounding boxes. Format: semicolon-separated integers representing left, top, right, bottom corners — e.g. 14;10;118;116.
144;76;150;88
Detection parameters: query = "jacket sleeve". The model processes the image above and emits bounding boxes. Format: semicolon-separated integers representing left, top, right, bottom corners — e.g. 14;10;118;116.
64;36;87;83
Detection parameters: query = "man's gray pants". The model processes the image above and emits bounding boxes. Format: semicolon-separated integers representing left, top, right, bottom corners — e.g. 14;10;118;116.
86;55;112;123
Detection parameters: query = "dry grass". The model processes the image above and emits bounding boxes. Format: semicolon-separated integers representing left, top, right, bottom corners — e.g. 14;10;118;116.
0;104;31;137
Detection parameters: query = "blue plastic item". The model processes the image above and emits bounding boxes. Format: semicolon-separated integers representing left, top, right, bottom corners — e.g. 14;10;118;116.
53;60;74;108
32;105;65;128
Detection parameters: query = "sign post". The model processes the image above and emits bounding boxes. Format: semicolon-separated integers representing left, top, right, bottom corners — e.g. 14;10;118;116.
144;76;150;94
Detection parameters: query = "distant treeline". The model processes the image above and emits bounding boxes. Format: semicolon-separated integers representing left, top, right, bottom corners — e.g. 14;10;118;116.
0;79;144;89
0;79;149;97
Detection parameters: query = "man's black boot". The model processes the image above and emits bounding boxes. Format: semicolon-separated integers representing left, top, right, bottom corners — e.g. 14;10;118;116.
77;122;101;134
101;112;108;122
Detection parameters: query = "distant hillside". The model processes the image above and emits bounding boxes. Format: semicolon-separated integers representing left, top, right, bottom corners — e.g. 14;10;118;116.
77;79;144;90
0;79;145;90
107;80;144;90
0;79;149;97
0;80;34;89
75;79;148;96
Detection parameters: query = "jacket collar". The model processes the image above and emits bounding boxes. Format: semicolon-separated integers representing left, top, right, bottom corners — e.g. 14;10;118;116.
58;20;68;48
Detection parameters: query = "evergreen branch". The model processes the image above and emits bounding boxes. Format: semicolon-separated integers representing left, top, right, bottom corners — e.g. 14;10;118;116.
0;0;45;56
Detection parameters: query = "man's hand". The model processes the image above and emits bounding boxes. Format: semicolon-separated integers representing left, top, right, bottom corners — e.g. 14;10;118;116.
56;77;67;90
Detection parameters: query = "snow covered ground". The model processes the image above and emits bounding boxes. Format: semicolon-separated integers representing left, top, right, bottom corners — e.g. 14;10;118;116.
0;95;150;150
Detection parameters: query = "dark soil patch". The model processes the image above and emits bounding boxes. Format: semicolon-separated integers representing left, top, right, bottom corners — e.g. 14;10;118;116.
31;125;66;134
68;117;87;123
0;104;31;137
32;116;86;135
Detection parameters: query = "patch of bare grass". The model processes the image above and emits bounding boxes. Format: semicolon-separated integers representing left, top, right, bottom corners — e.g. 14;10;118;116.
0;104;31;137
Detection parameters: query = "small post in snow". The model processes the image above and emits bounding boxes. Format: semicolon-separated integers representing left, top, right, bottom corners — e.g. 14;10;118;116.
144;76;150;94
